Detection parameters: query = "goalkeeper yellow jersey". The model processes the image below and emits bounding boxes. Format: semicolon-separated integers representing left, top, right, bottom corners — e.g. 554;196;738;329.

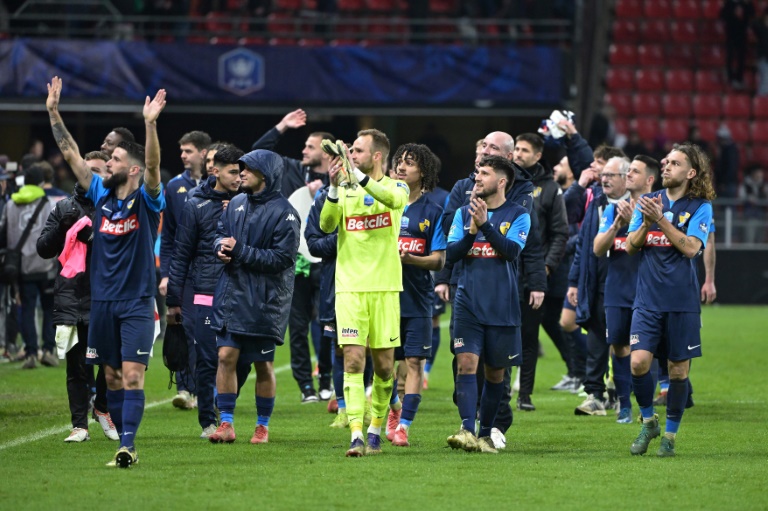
320;175;409;293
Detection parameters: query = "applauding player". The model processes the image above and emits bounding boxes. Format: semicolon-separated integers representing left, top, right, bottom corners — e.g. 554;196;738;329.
625;144;715;457
445;156;530;454
388;143;445;447
320;129;409;457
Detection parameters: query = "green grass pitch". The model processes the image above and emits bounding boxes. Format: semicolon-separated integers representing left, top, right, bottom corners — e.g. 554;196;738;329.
1;305;766;510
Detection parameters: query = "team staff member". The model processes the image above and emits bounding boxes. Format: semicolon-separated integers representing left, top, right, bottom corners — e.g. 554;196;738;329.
160;130;212;410
320;129;408;457
167;145;243;439
387;143;445;447
626;144;715;457
445;156;530;454
208;150;300;445
35;151;118;443
47;76;167;468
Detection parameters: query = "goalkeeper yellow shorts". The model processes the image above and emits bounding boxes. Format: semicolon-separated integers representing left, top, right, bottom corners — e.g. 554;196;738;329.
336;291;401;350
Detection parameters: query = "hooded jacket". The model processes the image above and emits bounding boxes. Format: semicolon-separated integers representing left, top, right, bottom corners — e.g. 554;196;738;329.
2;184;55;279
36;183;94;325
529;162;569;273
167;175;237;307
211;150;300;343
304;185;337;324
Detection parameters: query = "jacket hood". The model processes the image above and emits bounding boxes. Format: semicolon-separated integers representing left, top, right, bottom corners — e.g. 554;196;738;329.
238;150;283;202
11;184;45;204
194;175;236;200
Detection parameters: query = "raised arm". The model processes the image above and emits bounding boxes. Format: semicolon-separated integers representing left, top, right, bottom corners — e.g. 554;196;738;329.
46;76;90;190
142;89;166;193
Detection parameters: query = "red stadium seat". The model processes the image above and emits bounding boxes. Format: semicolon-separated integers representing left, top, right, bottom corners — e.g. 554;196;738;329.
726;120;750;143
666;44;695;68
337;0;365;11
274;0;302;10
698;45;726;68
606;93;634;117
672;0;701;19
663;94;692;117
633;118;660;141
640;20;668;43
298;38;325;46
238;36;267;46
267;12;296;35
615;0;643;18
753;96;768;118
210;36;238;45
723;95;752;118
609;44;638;66
700;20;725;44
661;119;690;141
633;93;662;116
606;68;635;91
644;0;672;18
701;0;721;19
637;44;665;67
368;0;398;12
695;119;719;141
750;145;768;164
205;11;233;34
665;69;694;92
429;0;458;14
269;37;298;46
670;21;697;44
693;94;723;118
614;118;630;137
635;69;664;92
695;70;725;93
613;20;639;43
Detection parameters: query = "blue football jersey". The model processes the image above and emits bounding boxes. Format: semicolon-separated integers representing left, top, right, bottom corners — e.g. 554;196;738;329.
598;201;640;308
399;195;446;318
87;175;165;301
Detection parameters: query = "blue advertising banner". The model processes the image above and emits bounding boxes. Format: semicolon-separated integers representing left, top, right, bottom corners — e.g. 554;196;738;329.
0;39;563;105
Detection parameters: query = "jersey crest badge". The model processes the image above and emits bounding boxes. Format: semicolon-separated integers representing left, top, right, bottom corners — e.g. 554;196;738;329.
663;211;674;223
401;216;409;229
500;222;511;235
178;186;187;193
418;218;430;232
677;212;691;227
533;186;542;198
364;195;374;206
127;199;135;210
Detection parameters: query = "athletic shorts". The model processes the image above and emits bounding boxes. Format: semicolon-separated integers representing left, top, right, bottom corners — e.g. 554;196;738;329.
216;331;276;363
395;316;432;360
87;297;155;368
605;306;633;346
452;306;521;368
562;295;576;312
630;308;702;362
335;291;400;349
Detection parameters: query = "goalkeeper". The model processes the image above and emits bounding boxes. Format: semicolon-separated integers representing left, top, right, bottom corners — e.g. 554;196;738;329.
319;129;409;457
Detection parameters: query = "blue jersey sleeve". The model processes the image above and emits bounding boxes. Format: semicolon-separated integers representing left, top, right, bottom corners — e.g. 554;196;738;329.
141;184;166;213
508;212;531;248
709;218;716;233
431;223;447;250
598;204;615;233
628;204;643;233
86;174;108;204
447;208;465;243
687;202;713;247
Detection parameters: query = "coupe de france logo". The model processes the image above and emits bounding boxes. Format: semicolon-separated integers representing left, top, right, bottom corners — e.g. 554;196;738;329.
218;48;264;96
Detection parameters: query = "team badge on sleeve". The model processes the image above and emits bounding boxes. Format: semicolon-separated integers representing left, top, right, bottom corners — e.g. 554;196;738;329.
518;230;528;242
678;212;691;227
500;222;511;235
699;222;708;233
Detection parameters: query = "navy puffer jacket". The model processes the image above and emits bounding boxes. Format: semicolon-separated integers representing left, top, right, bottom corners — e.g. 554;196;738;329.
167;175;236;307
211;150;300;343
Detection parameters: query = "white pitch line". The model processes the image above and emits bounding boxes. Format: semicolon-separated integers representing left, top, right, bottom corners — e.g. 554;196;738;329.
0;363;291;452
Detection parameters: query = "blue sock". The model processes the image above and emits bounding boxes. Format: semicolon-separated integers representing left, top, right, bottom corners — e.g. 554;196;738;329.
364;354;373;387
390;379;400;405
256;396;274;427
333;350;345;407
217;392;237;425
400;393;422;427
632;371;655;420
120;389;144;449
106;389;124;439
613;354;632;410
666;378;688;434
478;380;504;438
426;325;440;373
456;374;478;433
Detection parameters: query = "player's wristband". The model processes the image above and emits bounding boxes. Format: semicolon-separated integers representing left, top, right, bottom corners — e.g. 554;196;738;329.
328;185;339;201
352;167;369;187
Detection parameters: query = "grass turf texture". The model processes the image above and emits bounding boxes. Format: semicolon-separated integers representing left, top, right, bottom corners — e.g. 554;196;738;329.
1;305;766;511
